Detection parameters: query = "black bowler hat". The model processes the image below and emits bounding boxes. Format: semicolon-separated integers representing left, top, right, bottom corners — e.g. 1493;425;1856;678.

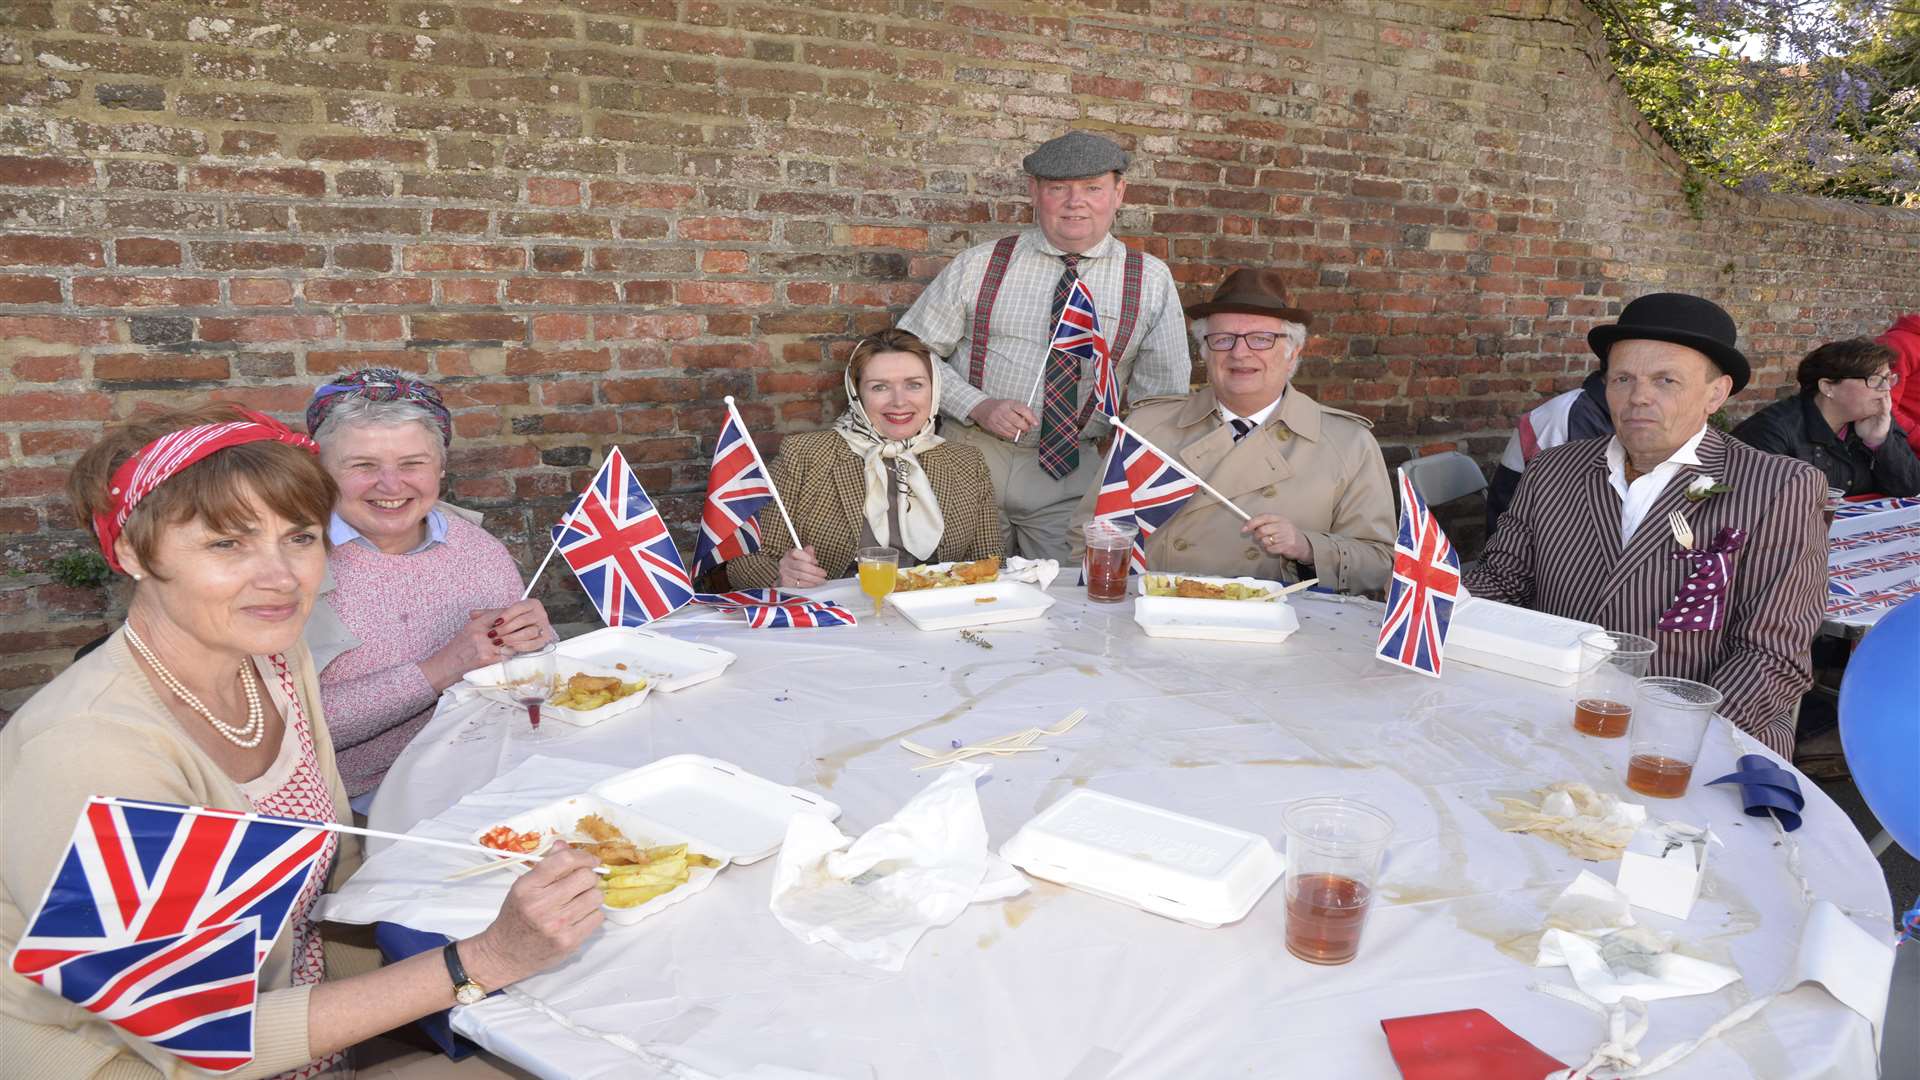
1588;292;1751;394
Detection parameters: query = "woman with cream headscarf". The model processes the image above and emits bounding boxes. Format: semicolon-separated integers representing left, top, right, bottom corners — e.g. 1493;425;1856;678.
723;329;1003;588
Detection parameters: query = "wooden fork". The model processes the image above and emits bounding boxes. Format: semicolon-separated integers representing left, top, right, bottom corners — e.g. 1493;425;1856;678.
1667;509;1695;551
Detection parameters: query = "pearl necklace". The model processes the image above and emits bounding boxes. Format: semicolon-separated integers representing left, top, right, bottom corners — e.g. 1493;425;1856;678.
124;624;266;749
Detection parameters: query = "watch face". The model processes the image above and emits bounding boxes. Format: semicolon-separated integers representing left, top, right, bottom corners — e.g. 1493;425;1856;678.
454;982;485;1006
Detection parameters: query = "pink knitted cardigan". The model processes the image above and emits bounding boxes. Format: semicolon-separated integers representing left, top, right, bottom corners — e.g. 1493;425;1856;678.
317;513;521;796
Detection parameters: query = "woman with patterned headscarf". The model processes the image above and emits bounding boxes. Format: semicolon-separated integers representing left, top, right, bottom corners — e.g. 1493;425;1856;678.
305;368;553;810
725;330;1003;588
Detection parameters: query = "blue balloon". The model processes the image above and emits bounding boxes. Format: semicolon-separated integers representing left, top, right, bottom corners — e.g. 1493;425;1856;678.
1839;596;1920;859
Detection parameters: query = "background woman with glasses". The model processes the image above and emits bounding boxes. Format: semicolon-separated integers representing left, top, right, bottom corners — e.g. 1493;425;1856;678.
1733;337;1920;496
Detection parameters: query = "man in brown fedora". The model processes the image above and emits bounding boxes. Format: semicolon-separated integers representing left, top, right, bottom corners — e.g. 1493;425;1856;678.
1067;269;1394;593
899;130;1190;561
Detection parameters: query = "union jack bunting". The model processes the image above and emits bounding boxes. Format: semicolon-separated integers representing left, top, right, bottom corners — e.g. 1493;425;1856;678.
1375;468;1461;677
691;588;858;629
1053;276;1119;419
551;447;694;627
9;798;333;1073
691;411;776;579
1089;427;1202;574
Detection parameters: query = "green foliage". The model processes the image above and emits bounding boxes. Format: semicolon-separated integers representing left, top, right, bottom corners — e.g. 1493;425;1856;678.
50;550;112;590
1586;1;1920;204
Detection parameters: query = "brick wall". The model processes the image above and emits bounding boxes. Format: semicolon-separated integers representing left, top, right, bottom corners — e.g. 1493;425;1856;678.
4;0;1919;709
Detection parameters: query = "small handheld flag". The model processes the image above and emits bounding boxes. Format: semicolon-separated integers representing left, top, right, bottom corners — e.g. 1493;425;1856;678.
691;588;858;629
1088;427;1203;574
691;410;777;580
1053;278;1118;420
551;447;694;626
1375;468;1461;677
9;797;333;1073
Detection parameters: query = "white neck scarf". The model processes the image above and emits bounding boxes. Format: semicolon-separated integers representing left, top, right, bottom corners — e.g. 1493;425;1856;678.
832;351;946;561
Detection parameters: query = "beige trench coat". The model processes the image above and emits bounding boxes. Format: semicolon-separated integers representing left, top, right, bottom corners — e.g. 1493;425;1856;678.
1069;386;1395;594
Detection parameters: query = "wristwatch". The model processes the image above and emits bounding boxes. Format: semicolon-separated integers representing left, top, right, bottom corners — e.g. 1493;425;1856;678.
443;941;487;1006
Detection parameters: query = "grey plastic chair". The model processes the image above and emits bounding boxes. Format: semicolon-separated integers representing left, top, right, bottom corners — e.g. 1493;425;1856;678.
1402;450;1488;507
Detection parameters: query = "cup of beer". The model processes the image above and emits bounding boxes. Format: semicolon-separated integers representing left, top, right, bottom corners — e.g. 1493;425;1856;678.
1281;797;1393;965
1625;677;1723;799
1082;520;1138;604
1572;631;1655;738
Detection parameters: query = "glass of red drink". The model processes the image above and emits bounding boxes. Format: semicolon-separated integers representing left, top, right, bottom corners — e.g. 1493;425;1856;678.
1082;519;1138;604
1625;676;1722;799
1823;487;1846;528
502;642;557;732
1281;797;1393;965
1572;631;1655;738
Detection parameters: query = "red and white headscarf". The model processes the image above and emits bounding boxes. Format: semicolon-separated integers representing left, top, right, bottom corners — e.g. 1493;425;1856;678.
94;410;318;573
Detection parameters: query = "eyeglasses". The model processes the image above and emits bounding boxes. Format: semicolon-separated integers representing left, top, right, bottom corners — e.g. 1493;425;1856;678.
1861;371;1900;391
1202;332;1283;352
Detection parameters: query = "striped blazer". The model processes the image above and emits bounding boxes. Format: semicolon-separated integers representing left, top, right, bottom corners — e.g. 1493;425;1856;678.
1465;428;1827;758
725;429;1004;589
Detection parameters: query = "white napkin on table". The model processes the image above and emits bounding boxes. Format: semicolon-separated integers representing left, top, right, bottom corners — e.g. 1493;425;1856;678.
1002;556;1060;591
768;762;1028;972
1534;871;1740;1004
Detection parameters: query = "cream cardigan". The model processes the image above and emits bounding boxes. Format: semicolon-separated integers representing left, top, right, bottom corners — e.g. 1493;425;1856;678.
0;630;371;1079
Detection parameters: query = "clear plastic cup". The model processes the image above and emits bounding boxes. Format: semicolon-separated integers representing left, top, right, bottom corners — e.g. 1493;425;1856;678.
1082;520;1138;604
1626;677;1723;798
1571;631;1655;738
1823;487;1846;527
1281;797;1393;965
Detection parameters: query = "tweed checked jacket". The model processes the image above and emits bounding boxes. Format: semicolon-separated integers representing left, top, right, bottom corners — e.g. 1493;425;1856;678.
1466;428;1827;758
724;429;1004;589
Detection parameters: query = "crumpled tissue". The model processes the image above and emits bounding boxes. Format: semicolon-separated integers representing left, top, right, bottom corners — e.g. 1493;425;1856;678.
768;762;1027;971
1002;555;1060;591
1535;871;1740;1004
1495;782;1647;861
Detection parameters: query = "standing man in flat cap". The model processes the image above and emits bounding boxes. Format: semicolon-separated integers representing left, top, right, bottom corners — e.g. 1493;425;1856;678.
899;129;1190;560
1467;293;1828;758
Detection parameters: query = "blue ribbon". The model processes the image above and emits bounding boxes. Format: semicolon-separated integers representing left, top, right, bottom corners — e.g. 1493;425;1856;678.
1706;754;1805;832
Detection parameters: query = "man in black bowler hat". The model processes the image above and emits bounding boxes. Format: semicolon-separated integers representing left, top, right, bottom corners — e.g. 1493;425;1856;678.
1467;293;1829;758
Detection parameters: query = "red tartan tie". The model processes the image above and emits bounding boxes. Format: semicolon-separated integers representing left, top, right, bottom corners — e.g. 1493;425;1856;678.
1037;254;1082;478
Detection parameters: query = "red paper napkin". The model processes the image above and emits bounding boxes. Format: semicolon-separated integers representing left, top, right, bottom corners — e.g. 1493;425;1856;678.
1380;1008;1566;1080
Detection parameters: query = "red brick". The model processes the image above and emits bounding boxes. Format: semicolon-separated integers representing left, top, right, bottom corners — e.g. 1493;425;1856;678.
506;347;613;374
439;279;499;305
296;136;429;163
498;212;614;239
306;349;410;374
0;275;59;303
702;250;749;273
335;244;393;272
592;314;702;340
465;7;577;37
401;244;526;272
20;429;93;456
0;155;93;187
677;216;770;242
0;392;110;422
847;225;928;250
0;317;114;344
94;352;231;382
232;279;296;306
530;313;590;340
72;276;220;307
187;165;325;197
341;316;406;342
504;279;620;305
409;313;526;342
10;353;81;380
115;237;182;268
532;246;585;273
0;236;104;268
587;180;697;209
197;316;337;343
0;506;39;532
431;209;492;235
193;242;326;271
295;206;423;235
306;278;433;305
527;178;582;207
675;281;773;305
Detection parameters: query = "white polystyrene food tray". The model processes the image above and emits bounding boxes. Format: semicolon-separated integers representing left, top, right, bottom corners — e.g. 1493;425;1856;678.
1445;596;1602;686
885;580;1055;631
469;794;722;925
587;754;842;865
1000;789;1284;928
468;657;652;727
1134;572;1285;600
465;626;735;703
1133;595;1300;644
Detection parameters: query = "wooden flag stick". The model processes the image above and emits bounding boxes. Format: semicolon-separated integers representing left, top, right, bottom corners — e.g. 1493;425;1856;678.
519;463;597;601
94;797;606;873
1111;418;1253;522
724;396;802;551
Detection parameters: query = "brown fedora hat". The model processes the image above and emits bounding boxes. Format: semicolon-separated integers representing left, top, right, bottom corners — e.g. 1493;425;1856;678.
1183;268;1311;327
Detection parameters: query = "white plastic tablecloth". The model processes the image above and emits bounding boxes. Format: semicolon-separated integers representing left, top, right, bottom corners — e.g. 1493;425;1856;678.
339;582;1891;1080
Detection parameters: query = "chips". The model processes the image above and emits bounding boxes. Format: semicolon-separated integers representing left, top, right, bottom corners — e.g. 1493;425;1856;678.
897;557;1000;592
548;672;647;712
567;815;720;909
1142;575;1276;601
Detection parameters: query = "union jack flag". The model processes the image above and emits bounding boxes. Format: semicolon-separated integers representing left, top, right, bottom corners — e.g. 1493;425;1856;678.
1376;469;1461;677
1053;277;1119;419
691;588;858;629
9;797;333;1073
691;412;776;580
551;447;694;627
1089;427;1202;574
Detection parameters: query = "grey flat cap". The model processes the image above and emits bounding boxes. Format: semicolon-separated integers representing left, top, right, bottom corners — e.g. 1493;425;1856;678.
1022;130;1130;179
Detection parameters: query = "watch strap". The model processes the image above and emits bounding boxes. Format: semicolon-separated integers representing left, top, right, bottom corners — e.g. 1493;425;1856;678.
442;941;478;993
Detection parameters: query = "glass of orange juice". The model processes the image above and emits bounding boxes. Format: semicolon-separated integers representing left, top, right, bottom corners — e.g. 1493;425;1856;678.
855;546;899;617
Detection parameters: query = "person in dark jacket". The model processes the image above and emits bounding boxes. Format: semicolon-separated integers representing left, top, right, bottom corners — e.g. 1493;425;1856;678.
1732;338;1920;497
1486;368;1613;535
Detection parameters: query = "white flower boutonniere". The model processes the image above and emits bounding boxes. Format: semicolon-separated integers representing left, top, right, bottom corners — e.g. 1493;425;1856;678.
1684;474;1732;502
